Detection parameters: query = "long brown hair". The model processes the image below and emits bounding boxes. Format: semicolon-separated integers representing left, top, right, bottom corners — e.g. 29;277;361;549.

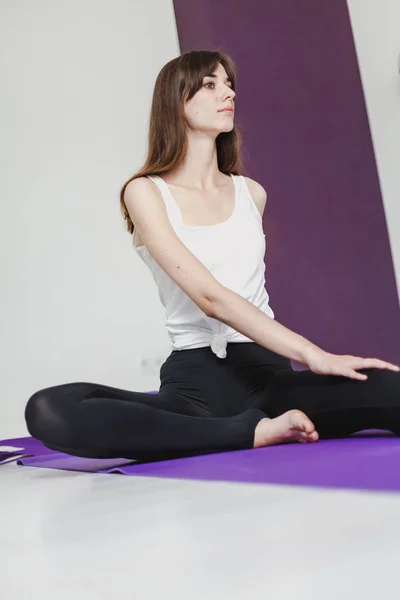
119;50;244;235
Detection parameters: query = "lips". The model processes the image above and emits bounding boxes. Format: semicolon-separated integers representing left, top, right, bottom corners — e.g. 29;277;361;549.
218;108;233;113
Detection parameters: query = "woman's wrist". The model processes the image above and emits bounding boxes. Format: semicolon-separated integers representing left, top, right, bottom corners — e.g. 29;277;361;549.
298;342;325;366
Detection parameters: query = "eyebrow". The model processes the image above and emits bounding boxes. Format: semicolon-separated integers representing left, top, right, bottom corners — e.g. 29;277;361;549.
204;73;232;84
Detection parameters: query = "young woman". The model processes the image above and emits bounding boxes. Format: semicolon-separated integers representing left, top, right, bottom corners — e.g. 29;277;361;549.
25;50;399;460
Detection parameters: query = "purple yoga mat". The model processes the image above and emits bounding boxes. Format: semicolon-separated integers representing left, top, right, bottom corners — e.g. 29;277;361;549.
0;436;53;464
6;432;400;493
0;437;133;470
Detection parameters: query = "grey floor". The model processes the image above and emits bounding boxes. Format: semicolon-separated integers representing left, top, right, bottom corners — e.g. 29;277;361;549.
1;461;400;600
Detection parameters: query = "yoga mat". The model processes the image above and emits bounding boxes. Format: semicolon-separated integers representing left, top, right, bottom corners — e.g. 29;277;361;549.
6;431;400;493
0;436;53;465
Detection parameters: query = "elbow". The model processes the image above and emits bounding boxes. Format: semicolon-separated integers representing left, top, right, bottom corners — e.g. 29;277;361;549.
195;280;228;319
199;296;215;318
200;287;228;319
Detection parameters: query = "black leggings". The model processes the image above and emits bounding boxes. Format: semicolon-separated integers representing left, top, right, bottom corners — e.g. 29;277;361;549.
25;342;400;460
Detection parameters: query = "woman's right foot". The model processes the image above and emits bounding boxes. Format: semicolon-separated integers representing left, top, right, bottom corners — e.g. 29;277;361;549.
253;410;319;448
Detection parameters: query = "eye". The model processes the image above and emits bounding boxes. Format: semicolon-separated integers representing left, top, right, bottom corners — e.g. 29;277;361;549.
203;81;234;92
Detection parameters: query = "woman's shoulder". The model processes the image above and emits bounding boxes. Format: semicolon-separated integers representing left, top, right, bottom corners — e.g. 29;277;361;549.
124;175;162;202
242;176;267;217
125;175;153;189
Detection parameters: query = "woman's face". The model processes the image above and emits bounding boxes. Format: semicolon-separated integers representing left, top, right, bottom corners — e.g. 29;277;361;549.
184;62;236;135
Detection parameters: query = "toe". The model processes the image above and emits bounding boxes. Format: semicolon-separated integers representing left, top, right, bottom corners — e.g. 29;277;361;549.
304;420;315;434
299;430;319;443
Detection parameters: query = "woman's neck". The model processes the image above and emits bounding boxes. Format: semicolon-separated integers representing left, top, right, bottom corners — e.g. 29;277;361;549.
165;133;223;190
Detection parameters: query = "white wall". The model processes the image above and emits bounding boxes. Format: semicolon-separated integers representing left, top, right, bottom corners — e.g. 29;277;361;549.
347;0;400;300
0;0;179;438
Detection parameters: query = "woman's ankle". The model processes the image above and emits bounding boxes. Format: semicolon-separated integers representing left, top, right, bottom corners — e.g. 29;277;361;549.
253;418;271;448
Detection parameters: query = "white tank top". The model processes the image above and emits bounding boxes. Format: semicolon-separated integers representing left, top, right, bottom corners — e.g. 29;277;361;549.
132;173;275;359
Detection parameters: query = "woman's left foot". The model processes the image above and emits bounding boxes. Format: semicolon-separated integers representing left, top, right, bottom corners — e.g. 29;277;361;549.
253;410;319;448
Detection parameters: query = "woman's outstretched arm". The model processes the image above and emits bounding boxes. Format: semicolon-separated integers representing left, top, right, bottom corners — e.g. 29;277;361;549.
124;177;399;380
210;285;399;380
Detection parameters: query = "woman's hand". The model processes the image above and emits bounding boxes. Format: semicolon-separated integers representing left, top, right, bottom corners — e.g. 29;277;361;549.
303;347;400;381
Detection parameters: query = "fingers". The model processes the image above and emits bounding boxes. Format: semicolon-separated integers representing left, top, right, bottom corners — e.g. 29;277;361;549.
318;354;399;381
363;359;399;371
347;370;368;381
349;357;400;372
372;360;399;372
342;356;400;381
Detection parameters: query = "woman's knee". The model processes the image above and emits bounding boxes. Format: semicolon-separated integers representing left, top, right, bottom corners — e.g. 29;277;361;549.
25;389;56;440
24;382;86;443
364;368;400;398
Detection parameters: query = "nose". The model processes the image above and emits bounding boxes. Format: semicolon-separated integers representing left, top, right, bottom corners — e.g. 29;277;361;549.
223;86;235;101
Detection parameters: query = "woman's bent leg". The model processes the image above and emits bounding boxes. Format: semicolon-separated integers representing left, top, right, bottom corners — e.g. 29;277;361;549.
249;368;400;438
25;381;265;460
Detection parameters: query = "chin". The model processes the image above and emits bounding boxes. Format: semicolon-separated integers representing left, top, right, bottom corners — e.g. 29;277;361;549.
217;122;235;134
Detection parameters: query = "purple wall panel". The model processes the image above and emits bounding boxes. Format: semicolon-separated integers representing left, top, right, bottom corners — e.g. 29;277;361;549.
173;0;400;364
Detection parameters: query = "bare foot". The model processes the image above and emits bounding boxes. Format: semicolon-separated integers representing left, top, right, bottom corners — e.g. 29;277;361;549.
253;410;319;448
